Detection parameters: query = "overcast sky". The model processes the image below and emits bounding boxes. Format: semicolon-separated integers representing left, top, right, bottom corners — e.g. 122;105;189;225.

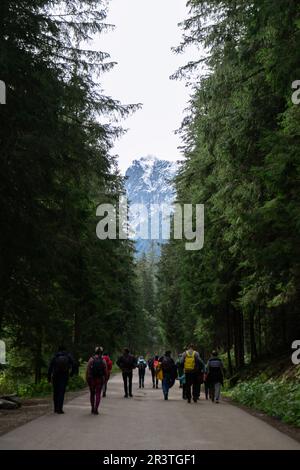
95;0;196;174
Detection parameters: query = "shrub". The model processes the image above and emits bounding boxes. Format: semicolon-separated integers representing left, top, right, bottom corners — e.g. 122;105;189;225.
227;378;300;427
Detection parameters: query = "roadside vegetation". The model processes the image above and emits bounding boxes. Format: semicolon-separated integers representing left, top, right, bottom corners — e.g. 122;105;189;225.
224;356;300;427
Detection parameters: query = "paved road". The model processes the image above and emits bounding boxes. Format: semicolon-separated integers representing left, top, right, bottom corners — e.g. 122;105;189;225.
0;372;299;450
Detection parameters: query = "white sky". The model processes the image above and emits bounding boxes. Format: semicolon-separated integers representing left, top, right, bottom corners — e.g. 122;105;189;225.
94;0;197;174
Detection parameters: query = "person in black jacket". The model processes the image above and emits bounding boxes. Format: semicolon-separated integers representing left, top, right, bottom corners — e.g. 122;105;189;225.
48;346;75;414
206;350;224;404
158;351;177;401
116;348;137;398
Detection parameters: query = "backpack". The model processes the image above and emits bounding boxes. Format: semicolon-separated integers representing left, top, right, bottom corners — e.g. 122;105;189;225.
91;356;106;378
161;356;173;372
184;351;196;372
54;354;69;374
138;360;147;370
121;354;135;370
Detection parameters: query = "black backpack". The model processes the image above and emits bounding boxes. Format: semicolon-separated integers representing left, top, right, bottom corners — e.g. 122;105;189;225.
161;356;173;372
91;356;106;378
138;361;147;371
122;354;135;369
54;354;70;374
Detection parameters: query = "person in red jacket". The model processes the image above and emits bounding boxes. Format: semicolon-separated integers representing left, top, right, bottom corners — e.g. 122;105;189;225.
102;351;113;397
86;347;108;415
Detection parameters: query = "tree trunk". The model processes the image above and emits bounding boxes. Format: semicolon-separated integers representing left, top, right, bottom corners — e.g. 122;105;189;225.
249;308;258;362
233;308;245;369
257;306;262;357
72;311;80;375
226;304;233;375
34;338;42;384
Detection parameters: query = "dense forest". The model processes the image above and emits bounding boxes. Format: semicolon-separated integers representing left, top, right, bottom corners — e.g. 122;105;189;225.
158;0;300;372
0;0;149;383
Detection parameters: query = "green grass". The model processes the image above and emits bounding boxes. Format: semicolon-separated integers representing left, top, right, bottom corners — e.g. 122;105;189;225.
111;363;121;374
225;378;300;427
0;371;86;398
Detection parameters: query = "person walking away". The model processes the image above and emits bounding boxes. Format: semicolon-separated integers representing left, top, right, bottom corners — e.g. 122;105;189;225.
176;353;186;399
48;345;75;414
158;351;176;400
137;356;147;388
102;352;113;397
116;348;137;398
181;344;203;403
148;355;159;388
86;347;108;414
206;350;224;404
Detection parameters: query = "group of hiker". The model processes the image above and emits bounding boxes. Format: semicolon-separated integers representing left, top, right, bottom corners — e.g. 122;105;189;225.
47;343;224;415
47;345;113;415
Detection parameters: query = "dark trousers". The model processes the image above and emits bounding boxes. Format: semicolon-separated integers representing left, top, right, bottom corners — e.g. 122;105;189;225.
185;371;198;401
204;382;209;399
122;370;133;396
138;369;145;387
103;375;110;396
53;375;68;412
151;368;158;388
89;378;104;411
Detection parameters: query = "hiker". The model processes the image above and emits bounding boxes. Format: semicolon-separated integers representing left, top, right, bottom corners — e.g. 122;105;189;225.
48;345;75;414
137;356;147;388
86;346;108;415
102;351;113;397
116;348;137;398
158;351;177;400
206;350;224;404
176;353;186;399
148;355;159;388
181;344;205;403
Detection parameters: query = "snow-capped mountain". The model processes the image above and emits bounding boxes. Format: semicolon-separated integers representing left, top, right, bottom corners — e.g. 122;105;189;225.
125;155;178;256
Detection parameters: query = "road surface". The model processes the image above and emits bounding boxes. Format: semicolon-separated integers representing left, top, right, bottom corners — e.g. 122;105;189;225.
0;372;299;450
